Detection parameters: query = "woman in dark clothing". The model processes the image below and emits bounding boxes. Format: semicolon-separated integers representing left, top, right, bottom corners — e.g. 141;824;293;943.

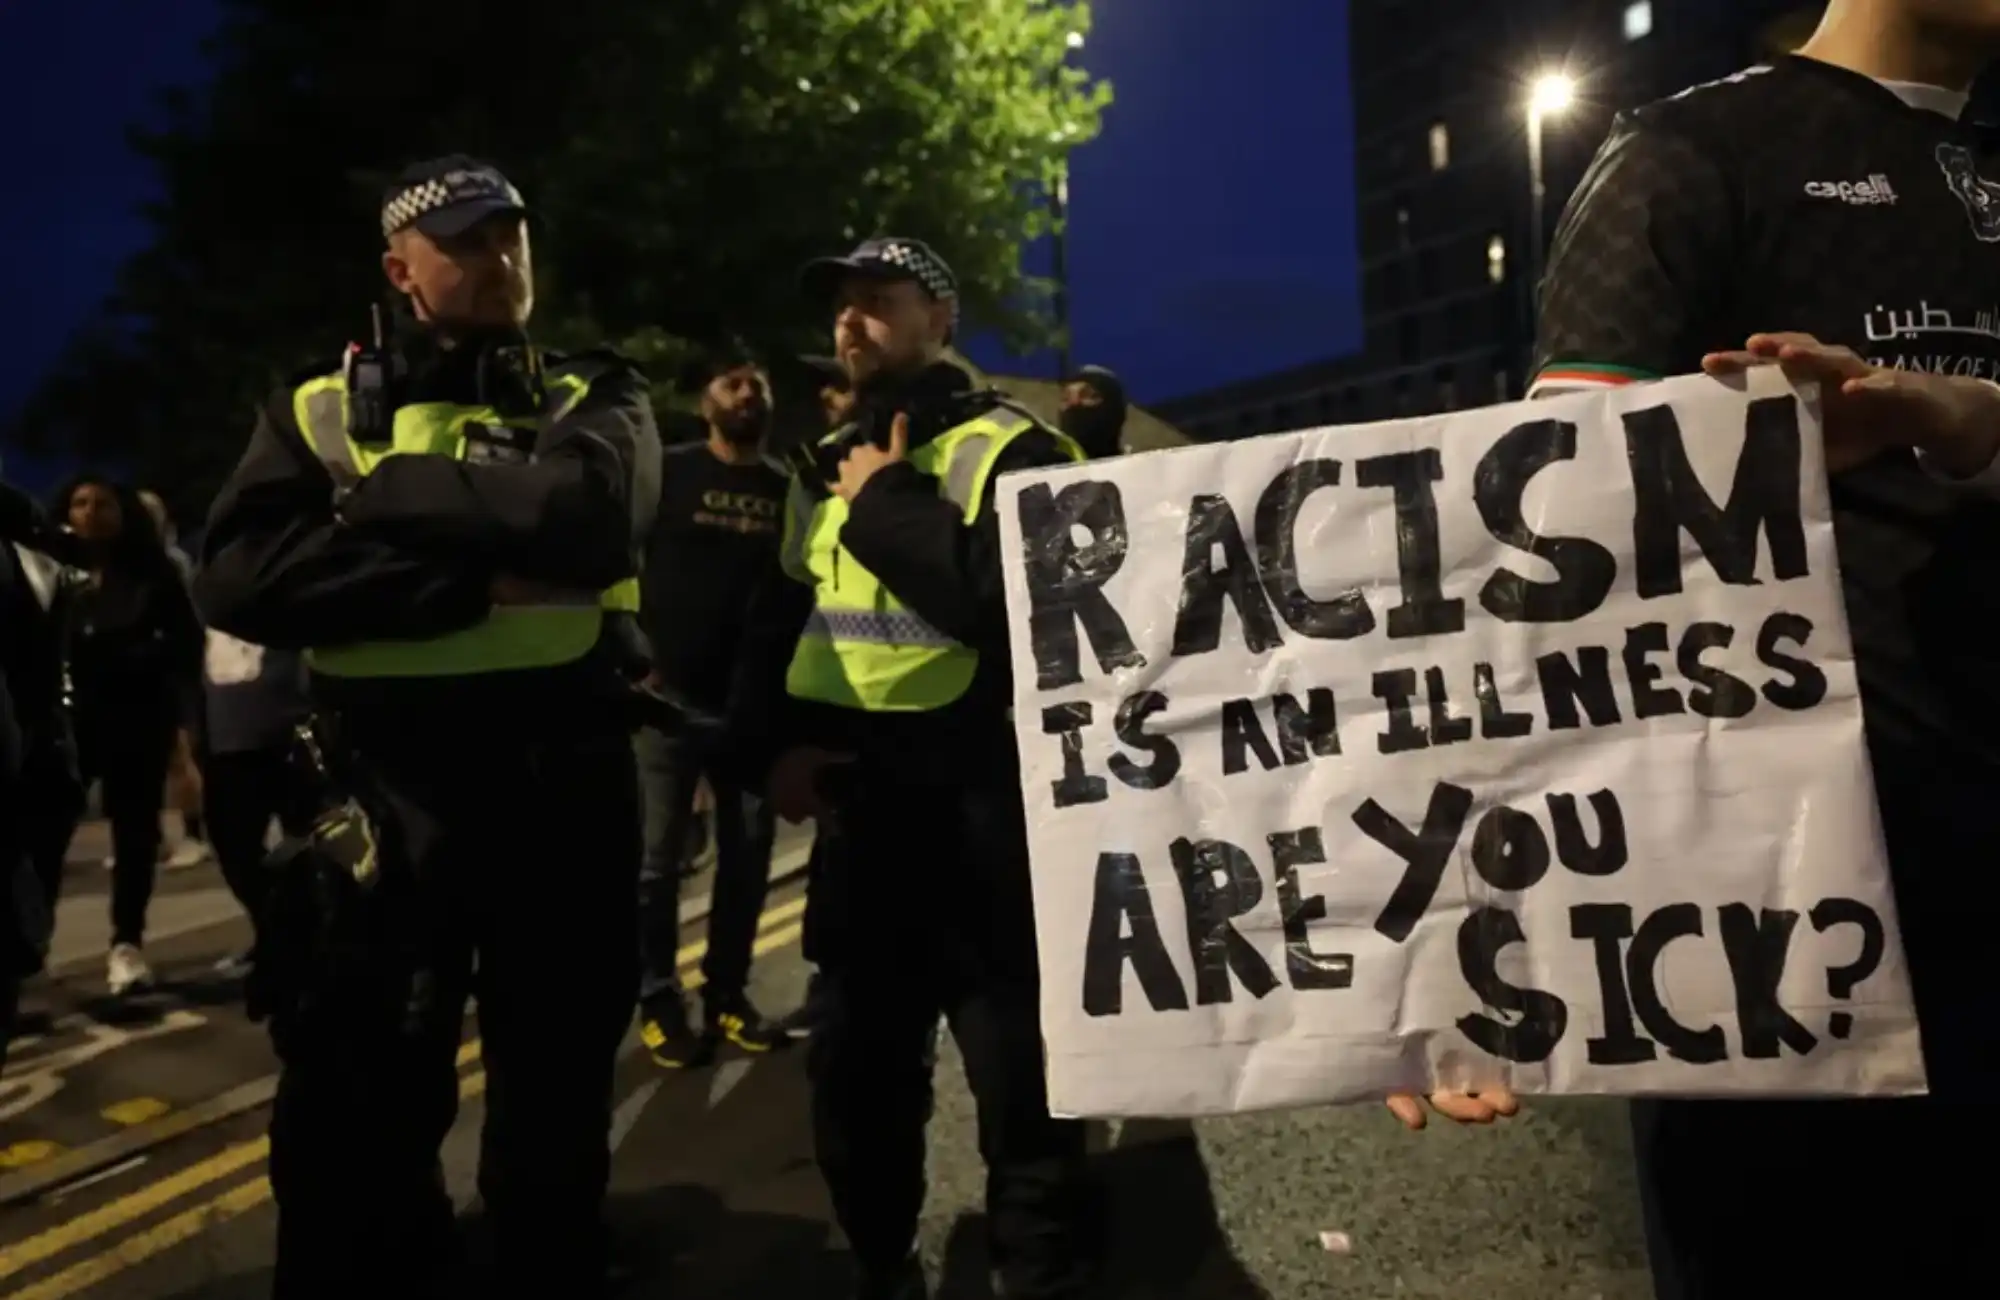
50;475;203;995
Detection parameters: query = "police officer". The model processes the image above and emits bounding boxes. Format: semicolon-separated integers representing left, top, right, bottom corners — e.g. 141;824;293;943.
195;156;660;1297
730;237;1095;1300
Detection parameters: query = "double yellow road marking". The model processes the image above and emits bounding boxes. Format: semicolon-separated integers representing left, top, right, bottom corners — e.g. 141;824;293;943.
0;896;807;1299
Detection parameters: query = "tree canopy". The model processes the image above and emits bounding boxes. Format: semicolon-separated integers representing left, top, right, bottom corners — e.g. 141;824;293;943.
9;0;1107;509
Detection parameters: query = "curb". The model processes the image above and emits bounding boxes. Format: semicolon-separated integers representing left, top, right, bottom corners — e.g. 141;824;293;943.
0;846;814;1208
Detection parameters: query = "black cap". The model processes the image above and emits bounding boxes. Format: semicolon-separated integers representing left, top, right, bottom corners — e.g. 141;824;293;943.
801;237;959;305
1071;364;1126;402
380;155;527;241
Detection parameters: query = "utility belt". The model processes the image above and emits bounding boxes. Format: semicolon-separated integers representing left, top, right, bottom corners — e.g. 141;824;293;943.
243;716;407;1031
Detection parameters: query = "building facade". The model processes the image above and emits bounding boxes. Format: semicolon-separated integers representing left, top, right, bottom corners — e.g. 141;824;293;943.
1158;0;1824;442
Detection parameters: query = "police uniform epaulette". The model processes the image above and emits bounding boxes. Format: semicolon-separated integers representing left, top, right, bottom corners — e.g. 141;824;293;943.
547;345;644;378
953;388;1051;435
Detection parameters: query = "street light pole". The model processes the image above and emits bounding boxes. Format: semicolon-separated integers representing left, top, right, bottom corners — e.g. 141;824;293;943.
1526;103;1547;328
1052;29;1084;381
1523;73;1574;375
1052;161;1072;382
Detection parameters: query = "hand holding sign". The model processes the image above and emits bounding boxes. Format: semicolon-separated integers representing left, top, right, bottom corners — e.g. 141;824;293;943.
834;411;909;502
1702;331;2000;476
1385;1088;1519;1131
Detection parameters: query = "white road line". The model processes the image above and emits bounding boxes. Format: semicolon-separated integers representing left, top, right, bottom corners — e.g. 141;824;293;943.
609;1079;662;1154
707;1059;754;1111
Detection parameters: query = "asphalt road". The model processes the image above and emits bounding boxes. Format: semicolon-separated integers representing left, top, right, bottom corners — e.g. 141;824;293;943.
0;838;1658;1299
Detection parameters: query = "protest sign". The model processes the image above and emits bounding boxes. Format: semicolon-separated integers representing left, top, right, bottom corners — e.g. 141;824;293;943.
996;368;1926;1118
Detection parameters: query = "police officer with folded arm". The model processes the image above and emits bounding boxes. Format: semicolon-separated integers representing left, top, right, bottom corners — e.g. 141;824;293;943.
194;156;660;1298
728;237;1096;1300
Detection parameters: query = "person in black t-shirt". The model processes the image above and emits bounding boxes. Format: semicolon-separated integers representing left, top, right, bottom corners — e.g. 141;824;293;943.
1532;3;2000;1293
635;350;793;1066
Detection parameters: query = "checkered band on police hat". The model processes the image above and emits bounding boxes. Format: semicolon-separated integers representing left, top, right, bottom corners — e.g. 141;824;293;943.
379;162;526;238
866;239;957;300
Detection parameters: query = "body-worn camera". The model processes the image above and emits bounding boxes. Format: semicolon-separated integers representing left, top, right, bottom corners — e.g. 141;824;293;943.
342;303;547;446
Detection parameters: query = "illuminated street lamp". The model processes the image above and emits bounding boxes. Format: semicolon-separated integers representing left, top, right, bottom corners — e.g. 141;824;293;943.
1525;72;1576;333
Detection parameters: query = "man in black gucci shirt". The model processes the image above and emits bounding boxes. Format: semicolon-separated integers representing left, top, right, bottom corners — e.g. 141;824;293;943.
1533;2;2000;1293
634;350;793;1068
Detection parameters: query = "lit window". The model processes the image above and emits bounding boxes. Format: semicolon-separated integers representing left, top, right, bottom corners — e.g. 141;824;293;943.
1428;121;1450;171
1623;1;1652;41
1487;234;1506;284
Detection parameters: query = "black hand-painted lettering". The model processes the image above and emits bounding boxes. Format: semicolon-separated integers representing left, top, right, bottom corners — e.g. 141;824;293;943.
1356;781;1475;942
1474;662;1535;739
1356;449;1465;638
1809;897;1887;1040
1269;828;1354;990
1219;698;1282;775
1474;418;1616;622
1081;851;1189;1017
1109;690;1181;790
1372;668;1429;754
1623;622;1688;719
1272;688;1341;762
1168;838;1280;1005
1718;903;1818;1058
1469;804;1551;892
1627;903;1729;1064
1547;789;1628;876
1173;495;1284;657
1678;622;1755;718
1756;612;1826;710
1018;480;1147;691
1569;903;1656;1065
1456;907;1568;1063
1041;702;1108;808
1253;459;1376;640
1624;395;1809;598
1536;645;1622;729
1424;667;1474;746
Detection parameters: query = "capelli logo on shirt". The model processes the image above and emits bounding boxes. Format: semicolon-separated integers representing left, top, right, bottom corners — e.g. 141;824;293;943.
1803;174;1897;205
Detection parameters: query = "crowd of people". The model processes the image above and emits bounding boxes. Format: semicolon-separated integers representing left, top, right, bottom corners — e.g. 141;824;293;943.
2;2;1996;1297
0;177;1137;1298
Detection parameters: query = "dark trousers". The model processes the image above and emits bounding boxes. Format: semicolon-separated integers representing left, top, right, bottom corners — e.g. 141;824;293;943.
634;726;775;1009
76;709;175;947
808;781;1094;1298
267;728;640;1299
15;741;80;948
201;744;317;920
800;830;842;970
1634;1096;1978;1298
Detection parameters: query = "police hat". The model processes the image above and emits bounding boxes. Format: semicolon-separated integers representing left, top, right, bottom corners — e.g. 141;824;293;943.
801;237;958;303
380;155;528;241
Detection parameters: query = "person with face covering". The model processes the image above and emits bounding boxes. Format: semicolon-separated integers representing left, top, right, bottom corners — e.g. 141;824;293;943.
1057;364;1128;460
194;155;660;1297
632;348;793;1067
47;475;203;996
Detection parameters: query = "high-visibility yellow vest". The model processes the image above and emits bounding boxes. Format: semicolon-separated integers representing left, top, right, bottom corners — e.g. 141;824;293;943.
779;403;1082;712
292;370;633;678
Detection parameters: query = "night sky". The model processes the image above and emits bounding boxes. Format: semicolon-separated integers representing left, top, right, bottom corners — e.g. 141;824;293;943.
0;0;1358;480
